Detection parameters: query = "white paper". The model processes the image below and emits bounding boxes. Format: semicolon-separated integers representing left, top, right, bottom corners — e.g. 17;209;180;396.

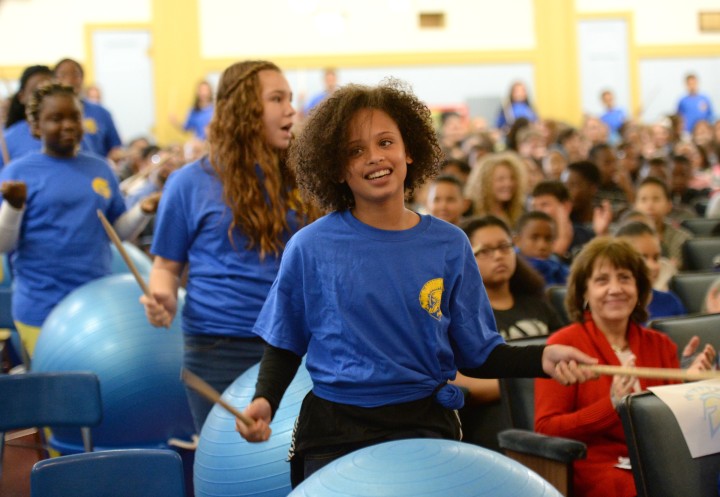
648;379;720;458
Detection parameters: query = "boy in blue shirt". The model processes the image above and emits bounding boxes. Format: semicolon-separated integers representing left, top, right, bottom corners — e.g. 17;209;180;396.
235;80;598;486
677;73;714;134
514;211;569;286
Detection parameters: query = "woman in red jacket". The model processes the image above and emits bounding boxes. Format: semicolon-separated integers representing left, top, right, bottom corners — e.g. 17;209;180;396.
534;236;715;497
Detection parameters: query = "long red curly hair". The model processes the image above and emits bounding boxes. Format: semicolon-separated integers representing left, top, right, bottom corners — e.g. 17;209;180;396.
207;60;313;258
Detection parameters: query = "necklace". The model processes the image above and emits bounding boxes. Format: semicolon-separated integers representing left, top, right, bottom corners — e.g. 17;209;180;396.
611;344;628;353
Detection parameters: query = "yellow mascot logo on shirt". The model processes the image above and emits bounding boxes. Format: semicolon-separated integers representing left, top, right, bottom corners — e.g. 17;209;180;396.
84;117;98;135
92;178;111;199
419;278;443;321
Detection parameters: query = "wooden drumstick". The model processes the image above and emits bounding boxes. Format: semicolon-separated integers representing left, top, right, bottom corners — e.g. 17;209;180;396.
96;209;151;296
582;364;720;382
181;368;254;427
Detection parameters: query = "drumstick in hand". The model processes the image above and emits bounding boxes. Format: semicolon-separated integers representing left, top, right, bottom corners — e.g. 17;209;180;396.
181;368;254;427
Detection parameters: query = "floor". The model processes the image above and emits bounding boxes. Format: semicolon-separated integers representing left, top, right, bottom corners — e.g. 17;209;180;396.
0;430;43;497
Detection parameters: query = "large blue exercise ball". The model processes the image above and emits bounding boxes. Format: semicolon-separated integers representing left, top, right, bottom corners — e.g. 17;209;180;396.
290;438;562;497
110;241;153;278
194;360;313;497
32;273;194;451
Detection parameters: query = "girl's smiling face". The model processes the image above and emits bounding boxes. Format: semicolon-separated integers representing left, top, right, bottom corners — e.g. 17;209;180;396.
491;163;516;204
342;108;413;209
34;93;83;158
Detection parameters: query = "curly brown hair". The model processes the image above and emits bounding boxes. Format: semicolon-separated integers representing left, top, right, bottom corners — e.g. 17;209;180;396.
26;81;78;138
207;60;314;258
289;79;442;212
565;237;652;323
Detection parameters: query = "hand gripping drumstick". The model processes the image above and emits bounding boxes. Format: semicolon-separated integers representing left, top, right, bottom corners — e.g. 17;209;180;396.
97;209;151;297
581;364;720;382
181;368;254;427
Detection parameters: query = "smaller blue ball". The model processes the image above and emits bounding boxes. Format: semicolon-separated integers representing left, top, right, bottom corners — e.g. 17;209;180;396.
194;360;313;497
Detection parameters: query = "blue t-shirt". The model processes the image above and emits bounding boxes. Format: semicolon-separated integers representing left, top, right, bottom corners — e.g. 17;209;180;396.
677;93;714;132
600;108;626;135
253;211;504;408
150;158;299;337
183;105;213;140
522;254;569;287
0;151;126;325
496;102;537;129
81;99;122;156
647;289;686;322
0;120;94;168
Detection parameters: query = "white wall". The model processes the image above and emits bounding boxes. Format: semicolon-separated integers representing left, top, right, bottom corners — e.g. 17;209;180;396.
0;0;150;64
577;0;720;45
199;0;535;58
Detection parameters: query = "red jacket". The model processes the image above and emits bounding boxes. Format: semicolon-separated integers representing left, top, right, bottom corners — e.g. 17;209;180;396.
535;316;679;497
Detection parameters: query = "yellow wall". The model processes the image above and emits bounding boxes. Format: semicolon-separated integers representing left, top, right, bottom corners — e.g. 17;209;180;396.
150;0;201;144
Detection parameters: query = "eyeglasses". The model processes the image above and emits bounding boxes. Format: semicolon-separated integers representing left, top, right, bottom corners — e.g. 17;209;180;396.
472;242;514;259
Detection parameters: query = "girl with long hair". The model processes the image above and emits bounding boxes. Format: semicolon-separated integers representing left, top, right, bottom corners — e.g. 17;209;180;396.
141;60;316;432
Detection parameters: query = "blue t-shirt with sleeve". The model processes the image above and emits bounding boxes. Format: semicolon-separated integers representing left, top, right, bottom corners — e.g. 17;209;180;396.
81;99;122;156
0;120;94;169
253;210;504;408
150;158;299;338
647;289;687;323
600;108;626;135
0;151;126;325
183;106;214;140
496;102;537;129
677;93;714;132
522;254;569;287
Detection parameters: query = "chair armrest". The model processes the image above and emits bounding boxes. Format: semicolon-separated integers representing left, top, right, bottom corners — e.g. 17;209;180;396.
497;428;587;463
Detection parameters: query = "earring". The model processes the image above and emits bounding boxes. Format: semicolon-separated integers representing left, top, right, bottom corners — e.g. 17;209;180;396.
583;300;589;310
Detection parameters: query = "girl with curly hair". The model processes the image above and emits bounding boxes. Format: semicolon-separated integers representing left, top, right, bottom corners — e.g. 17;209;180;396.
141;60;315;432
465;150;527;227
235;79;597;485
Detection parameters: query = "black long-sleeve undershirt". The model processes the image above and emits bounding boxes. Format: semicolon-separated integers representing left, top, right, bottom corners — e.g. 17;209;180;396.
253;343;548;417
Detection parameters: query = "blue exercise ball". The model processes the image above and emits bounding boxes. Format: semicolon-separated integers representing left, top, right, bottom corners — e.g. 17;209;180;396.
33;273;194;451
194;360;312;497
290;438;562;497
110;241;153;278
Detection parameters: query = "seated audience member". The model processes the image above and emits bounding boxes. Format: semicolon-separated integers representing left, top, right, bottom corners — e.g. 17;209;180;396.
424;174;470;226
514;211;569;286
535;237;715;497
643;156;670;184
530;180;593;263
439;111;469;161
634;176;693;269
703;276;720;314
565;160;613;235
556;127;587;163
617;210;677;291
439;158;471;185
461;215;563;340
465;151;527;227
616;221;686;321
669;154;707;218
452;215;564;448
516;125;547;165
589;143;632;217
616;141;643;185
542;146;568;181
